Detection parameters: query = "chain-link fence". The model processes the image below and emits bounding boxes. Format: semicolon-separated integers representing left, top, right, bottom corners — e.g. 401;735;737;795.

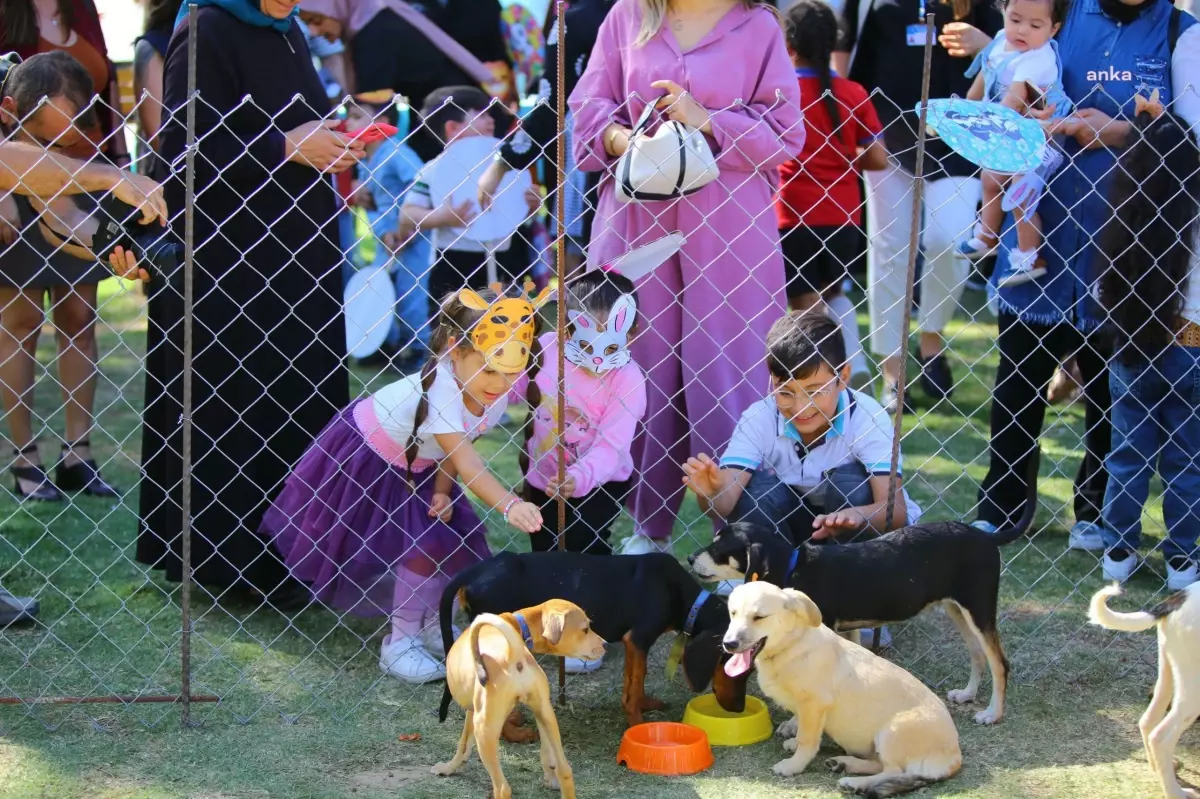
1;9;1197;740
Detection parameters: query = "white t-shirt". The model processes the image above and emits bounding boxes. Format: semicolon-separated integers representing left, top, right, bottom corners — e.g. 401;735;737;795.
987;32;1060;99
370;364;508;460
406;155;512;255
719;389;922;522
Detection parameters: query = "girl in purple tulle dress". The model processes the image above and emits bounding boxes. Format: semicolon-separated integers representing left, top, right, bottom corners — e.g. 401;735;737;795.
263;288;545;684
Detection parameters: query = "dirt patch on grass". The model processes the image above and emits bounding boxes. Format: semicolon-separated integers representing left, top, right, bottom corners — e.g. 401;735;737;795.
348;765;431;792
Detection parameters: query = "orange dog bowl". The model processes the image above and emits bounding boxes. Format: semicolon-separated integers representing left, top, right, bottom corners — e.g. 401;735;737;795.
616;722;714;776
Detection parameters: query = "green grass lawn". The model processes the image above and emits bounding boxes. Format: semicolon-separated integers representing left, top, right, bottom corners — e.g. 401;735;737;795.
0;281;1194;798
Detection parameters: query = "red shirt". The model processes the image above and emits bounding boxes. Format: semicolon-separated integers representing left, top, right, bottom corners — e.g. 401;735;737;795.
776;70;882;229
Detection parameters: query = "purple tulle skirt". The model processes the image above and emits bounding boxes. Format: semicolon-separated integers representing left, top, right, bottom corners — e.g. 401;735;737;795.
262;400;491;617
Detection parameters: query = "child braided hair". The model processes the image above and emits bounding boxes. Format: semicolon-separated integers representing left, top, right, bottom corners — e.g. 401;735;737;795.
405;287;544;485
785;0;847;147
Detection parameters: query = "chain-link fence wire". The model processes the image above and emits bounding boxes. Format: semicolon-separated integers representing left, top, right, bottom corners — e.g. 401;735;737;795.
0;32;1196;733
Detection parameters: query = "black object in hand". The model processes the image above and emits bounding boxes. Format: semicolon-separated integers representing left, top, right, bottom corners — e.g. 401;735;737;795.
91;193;181;281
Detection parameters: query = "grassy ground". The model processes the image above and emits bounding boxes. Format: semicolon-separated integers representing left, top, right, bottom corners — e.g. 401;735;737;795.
1;280;1195;798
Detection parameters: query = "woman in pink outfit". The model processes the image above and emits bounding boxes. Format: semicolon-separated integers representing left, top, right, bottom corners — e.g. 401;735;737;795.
570;0;804;552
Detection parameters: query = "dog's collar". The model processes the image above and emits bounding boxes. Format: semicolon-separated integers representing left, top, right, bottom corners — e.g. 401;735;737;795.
684;590;711;636
784;549;800;583
513;613;534;650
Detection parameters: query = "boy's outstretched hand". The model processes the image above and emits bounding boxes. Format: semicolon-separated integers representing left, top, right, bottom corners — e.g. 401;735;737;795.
682;453;724;498
811;509;869;540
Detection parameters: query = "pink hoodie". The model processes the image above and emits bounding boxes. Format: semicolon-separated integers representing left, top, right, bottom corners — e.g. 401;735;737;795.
523;333;647;497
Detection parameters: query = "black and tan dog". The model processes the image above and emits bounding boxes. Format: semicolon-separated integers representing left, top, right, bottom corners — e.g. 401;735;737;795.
690;452;1041;725
438;551;747;736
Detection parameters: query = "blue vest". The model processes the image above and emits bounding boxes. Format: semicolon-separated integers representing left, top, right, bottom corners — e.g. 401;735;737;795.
992;0;1196;328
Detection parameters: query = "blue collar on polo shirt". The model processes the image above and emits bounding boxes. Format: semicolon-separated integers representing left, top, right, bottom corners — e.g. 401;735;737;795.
794;67;841;78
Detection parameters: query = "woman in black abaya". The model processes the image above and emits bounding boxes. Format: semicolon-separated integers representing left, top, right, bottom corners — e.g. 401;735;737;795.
137;0;360;603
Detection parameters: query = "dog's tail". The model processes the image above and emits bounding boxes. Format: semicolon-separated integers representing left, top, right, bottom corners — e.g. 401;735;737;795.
989;445;1043;546
437;564;479;723
1088;584;1160;633
860;774;940;798
469;614;524;688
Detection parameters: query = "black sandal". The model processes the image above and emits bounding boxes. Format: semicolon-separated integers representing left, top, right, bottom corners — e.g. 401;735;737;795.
10;444;64;502
55;439;121;498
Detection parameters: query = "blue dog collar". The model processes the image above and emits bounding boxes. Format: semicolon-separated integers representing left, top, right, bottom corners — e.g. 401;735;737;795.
783;549;800;584
513;613;534;650
684;590;711;636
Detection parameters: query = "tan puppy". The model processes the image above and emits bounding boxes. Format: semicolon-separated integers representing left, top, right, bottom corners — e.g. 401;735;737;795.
1090;583;1200;799
433;600;605;799
723;582;962;797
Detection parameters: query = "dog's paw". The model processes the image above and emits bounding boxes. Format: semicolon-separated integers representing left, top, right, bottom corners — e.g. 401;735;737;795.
431;761;458;777
502;724;539;744
776;716;799;739
825;757;847;774
640;695;667;712
782;737;798;753
542;772;560;790
773;758;808;777
947;688;977;705
974;707;1001;725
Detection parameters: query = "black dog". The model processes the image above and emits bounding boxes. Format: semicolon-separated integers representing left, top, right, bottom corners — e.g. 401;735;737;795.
437;551;747;736
690;451;1041;726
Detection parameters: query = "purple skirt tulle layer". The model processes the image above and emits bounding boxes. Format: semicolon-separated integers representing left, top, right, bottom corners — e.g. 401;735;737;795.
262;401;491;617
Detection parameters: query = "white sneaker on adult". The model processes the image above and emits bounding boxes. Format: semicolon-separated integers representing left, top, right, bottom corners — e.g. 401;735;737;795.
970;520;999;535
1068;521;1106;552
420;623;463;658
1102;550;1137;584
620;535;672;556
714;578;743;597
1167;558;1198;591
380;634;446;684
564;650;605;674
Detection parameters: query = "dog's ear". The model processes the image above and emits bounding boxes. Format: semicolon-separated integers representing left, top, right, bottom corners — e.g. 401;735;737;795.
782;589;822;628
542;611;565;645
681;630;720;692
746;543;768;582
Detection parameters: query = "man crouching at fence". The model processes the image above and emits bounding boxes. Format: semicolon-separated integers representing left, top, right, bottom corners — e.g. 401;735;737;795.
681;310;921;625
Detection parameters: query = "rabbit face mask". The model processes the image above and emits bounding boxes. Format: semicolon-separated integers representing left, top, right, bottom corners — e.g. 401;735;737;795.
565;293;637;374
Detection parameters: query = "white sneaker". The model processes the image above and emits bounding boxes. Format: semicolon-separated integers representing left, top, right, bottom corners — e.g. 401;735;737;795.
620;535;673;555
1068;521;1106;552
714;578;743;597
996;249;1047;288
971;520;999;535
380;634;446;684
420;623;462;657
1167;558;1198;591
564;650;605;674
1102;550;1138;584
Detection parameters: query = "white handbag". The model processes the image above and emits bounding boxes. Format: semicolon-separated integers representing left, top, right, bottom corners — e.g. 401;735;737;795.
615;100;720;203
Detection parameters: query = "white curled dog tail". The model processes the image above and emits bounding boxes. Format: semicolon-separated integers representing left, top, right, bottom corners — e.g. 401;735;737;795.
1088;585;1158;633
860;774;938;797
469;613;526;687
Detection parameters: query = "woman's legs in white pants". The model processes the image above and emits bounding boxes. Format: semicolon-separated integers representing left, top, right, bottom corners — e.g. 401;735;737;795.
866;163;981;388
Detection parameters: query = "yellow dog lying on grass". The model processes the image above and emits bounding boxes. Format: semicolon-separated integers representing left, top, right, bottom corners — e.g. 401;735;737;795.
723;581;962;797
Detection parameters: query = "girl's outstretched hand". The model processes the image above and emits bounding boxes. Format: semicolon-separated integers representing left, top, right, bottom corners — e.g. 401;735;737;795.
428;493;454;522
507;500;543;533
681;453;723;499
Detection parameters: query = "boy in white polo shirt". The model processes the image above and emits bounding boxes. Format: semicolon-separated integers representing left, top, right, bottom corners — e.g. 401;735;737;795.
683;310;921;546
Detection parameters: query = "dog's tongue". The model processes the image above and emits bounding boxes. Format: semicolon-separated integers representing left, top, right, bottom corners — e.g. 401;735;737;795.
724;650;753;677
